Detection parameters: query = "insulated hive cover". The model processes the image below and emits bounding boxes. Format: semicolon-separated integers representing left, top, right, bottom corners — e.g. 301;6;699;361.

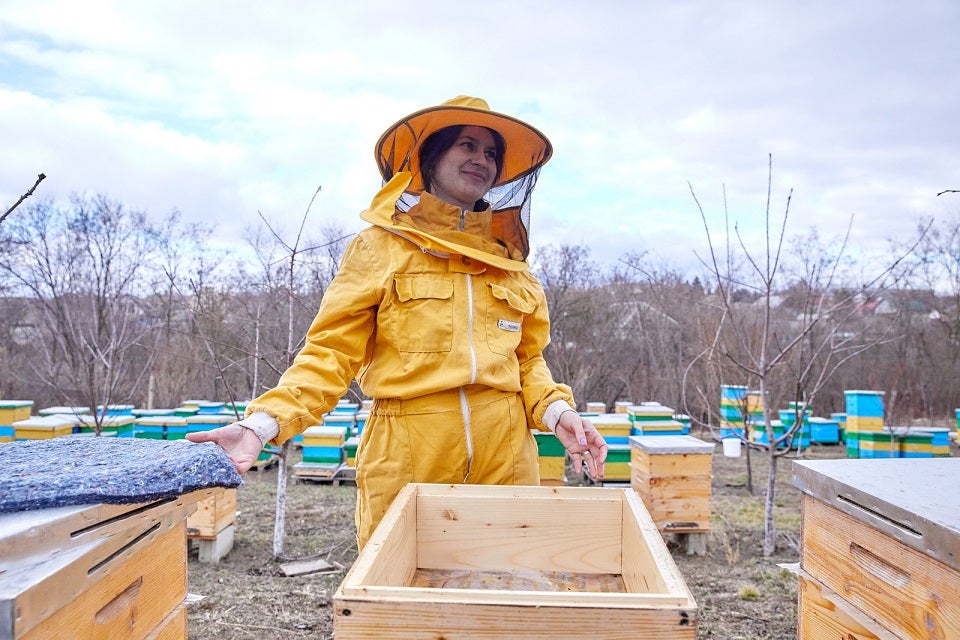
0;438;242;514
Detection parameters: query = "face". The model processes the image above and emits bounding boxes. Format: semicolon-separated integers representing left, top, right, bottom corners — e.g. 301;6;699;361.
427;125;499;210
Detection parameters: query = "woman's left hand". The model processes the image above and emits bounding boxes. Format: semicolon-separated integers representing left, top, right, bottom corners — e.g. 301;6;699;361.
554;412;607;479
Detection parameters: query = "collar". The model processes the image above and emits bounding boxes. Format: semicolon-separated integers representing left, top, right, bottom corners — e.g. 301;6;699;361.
359;173;529;272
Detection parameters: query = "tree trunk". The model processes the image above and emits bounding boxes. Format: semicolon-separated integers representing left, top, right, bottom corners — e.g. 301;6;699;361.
763;450;779;556
273;439;291;559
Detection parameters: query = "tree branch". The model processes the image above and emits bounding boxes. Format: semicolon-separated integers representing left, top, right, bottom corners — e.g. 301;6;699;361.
1;173;46;224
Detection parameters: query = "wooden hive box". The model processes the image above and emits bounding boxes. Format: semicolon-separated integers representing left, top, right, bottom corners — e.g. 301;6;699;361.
630;435;714;533
592;413;632;444
133;416;188;440
793;458;960;640
12;416;76;441
599;443;631;483
301;425;347;463
333;483;697;639
344;436;360;468
532;431;566;486
186;486;236;539
76;415;136;438
0;402;33;427
0;491;209;640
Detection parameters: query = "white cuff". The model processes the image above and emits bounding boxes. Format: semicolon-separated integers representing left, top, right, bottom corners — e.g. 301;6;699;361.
543;400;576;433
237;412;279;446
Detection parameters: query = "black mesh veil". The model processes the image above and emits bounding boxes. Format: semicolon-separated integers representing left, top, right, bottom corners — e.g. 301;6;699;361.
391;168;542;260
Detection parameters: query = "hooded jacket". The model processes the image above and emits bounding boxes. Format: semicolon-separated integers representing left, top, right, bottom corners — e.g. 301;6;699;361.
245;173;575;445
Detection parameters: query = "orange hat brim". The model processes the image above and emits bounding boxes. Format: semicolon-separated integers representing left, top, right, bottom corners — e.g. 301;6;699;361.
375;99;553;194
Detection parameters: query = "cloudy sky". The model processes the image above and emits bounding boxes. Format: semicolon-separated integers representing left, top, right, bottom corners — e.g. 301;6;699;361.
2;1;958;275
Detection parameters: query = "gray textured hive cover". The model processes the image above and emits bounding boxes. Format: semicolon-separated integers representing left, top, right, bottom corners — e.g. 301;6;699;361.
0;438;242;514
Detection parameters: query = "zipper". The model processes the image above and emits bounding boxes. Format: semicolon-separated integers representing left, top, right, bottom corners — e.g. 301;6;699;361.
460;387;473;482
459;208;467;231
461;272;477;482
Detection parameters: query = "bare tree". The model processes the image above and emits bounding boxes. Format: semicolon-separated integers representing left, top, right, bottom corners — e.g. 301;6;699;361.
690;156;920;556
533;243;607;401
0;195;176;431
245;186;354;560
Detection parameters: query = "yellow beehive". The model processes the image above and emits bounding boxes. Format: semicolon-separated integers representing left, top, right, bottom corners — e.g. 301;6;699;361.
844;415;883;431
533;431;566;486
538;455;566;485
13;416;75;440
302;425;347;448
591;413;632;444
0;400;33;426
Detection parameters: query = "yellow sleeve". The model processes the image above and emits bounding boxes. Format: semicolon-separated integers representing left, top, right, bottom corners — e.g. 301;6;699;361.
245;232;382;444
514;273;575;431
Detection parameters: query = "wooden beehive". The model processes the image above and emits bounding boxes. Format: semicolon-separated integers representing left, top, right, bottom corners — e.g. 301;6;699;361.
334;483;697;639
630;435;714;533
0;490;210;640
186;487;237;563
186;486;236;539
0;402;33;427
793;458;960;639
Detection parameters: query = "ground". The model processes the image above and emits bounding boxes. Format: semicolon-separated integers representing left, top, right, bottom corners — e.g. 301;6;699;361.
182;437;870;639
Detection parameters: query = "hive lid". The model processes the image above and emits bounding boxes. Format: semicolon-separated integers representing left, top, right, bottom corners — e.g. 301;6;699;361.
0;400;33;408
792;458;960;571
629;435;715;454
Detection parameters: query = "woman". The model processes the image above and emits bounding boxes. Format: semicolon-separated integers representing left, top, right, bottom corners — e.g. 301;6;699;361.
189;96;608;548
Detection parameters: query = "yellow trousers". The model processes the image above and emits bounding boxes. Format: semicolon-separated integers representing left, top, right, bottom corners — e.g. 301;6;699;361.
354;385;540;549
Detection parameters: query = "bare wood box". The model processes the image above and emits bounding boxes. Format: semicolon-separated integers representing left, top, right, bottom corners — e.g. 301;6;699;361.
793;458;960;639
0;491;208;640
630;436;714;532
186;487;236;539
333;483;697;639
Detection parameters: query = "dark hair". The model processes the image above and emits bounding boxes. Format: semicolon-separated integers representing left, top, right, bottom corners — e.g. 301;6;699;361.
419;125;506;196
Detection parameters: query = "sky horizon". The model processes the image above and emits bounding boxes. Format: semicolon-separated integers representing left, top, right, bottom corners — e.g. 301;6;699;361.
2;1;959;280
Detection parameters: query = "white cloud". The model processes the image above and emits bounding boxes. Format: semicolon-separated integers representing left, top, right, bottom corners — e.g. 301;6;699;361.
1;0;958;275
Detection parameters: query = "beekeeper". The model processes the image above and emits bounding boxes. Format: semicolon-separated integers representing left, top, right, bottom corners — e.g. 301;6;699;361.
189;96;608;548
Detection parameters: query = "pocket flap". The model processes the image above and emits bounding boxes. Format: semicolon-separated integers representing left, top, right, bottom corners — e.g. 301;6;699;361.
489;283;534;314
394;276;454;303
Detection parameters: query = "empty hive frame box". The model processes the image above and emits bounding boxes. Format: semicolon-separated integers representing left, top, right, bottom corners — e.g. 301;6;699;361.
334;484;697;639
793;458;960;640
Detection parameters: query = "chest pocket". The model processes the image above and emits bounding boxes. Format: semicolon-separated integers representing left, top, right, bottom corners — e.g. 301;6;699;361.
390;275;454;352
486;283;534;357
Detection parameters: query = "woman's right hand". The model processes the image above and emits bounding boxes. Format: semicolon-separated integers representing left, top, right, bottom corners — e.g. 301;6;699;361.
186;423;264;474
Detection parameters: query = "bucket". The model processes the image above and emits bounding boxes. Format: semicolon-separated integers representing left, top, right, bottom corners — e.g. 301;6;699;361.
722;437;742;457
